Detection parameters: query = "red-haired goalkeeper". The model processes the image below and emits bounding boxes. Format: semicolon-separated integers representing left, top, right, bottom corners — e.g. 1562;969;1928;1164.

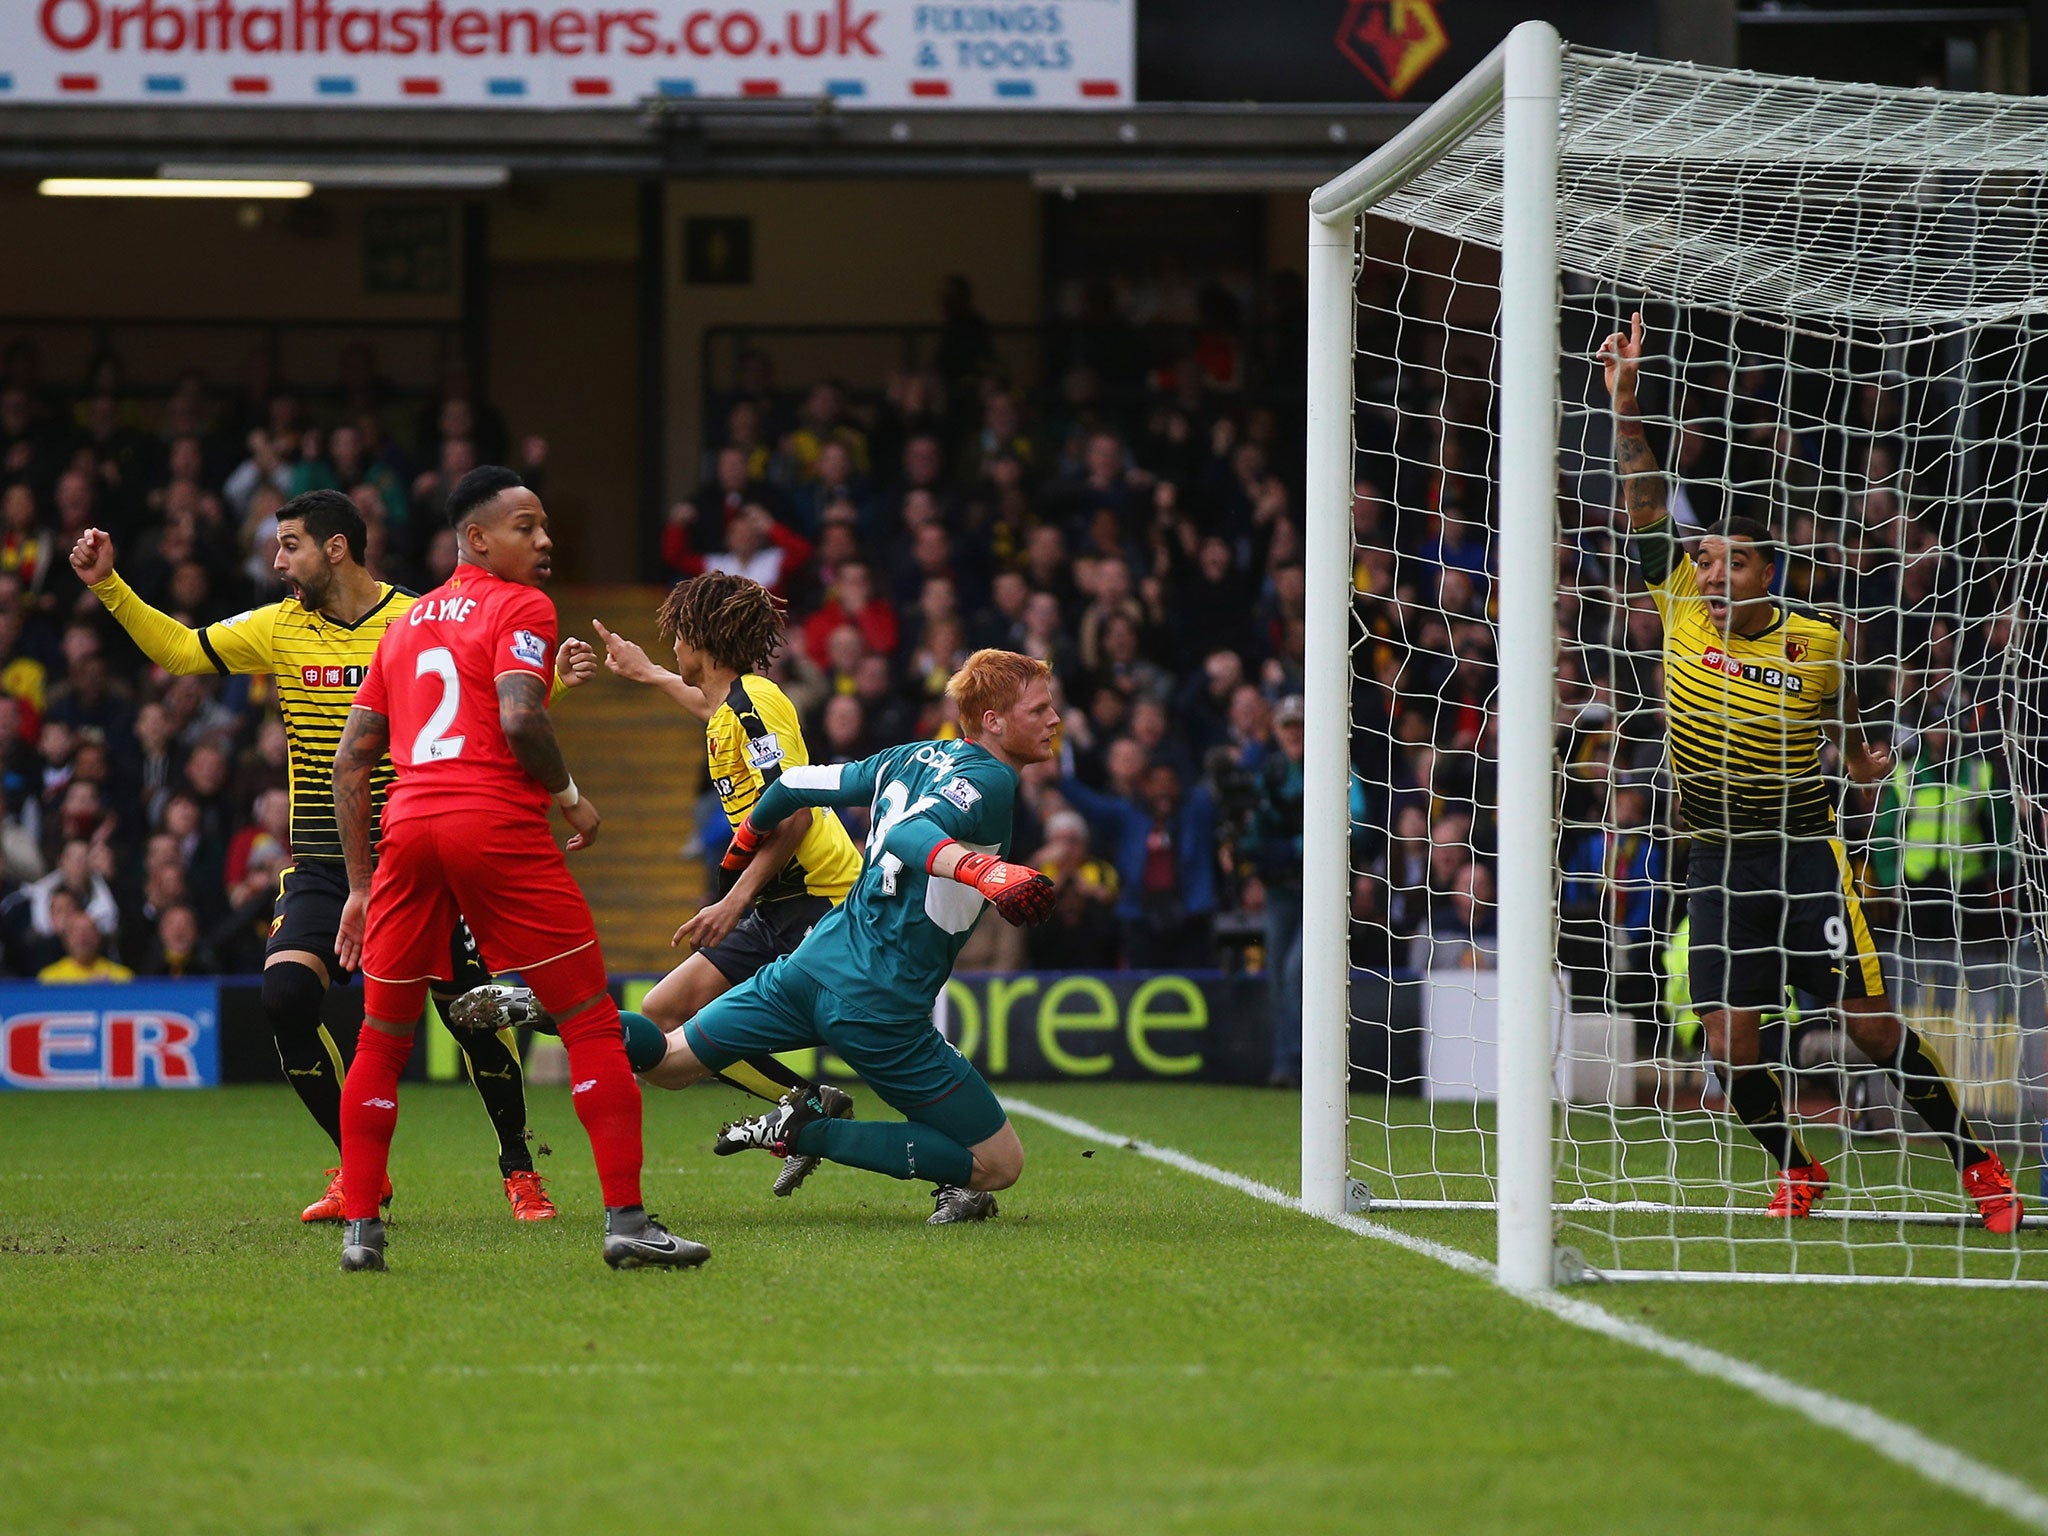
654;649;1061;1225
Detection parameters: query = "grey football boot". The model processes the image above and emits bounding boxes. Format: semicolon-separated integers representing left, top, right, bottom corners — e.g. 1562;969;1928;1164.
602;1208;711;1270
340;1216;387;1272
771;1083;857;1197
928;1186;999;1225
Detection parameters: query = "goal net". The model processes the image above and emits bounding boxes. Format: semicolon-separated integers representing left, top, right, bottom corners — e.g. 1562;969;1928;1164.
1303;22;2048;1288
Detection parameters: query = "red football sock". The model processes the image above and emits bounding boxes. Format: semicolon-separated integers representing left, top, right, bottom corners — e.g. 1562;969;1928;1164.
340;1025;413;1220
556;998;644;1209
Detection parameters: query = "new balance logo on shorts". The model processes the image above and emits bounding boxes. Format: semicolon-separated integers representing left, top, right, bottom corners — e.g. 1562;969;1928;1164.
573;1079;596;1094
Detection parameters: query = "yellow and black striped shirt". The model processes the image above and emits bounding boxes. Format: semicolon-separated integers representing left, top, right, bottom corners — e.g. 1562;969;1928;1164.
1643;527;1844;840
705;675;861;905
93;573;412;861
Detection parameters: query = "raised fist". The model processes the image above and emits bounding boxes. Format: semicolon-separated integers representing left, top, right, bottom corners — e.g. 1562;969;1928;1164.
69;528;115;586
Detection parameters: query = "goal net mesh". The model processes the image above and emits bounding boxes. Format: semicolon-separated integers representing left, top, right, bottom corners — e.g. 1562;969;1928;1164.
1344;47;2047;1282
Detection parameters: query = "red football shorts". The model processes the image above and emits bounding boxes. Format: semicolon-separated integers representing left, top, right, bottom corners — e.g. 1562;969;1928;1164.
360;810;606;1022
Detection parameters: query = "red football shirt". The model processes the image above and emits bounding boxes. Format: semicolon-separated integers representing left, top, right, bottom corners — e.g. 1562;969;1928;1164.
355;565;556;825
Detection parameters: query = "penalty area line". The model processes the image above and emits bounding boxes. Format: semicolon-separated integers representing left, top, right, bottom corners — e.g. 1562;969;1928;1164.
1005;1097;2048;1536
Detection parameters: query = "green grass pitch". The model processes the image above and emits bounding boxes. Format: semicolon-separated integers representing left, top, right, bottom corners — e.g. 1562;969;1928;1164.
3;1082;2044;1534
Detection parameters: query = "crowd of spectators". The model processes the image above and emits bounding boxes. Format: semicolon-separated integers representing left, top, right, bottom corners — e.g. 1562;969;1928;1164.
0;335;538;984
0;274;1318;1086
671;275;1314;1079
11;268;2015;1093
1333;283;2029;1032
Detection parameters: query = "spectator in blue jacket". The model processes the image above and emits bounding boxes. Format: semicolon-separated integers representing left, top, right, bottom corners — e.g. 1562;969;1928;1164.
1060;756;1219;968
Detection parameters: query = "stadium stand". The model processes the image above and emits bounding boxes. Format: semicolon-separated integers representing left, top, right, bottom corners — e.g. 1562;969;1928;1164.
0;258;1332;982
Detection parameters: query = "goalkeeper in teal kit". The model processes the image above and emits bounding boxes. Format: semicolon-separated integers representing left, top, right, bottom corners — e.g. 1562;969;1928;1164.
648;649;1061;1224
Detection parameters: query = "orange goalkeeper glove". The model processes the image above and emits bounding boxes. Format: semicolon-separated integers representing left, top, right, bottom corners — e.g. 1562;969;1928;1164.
950;850;1057;927
722;815;765;874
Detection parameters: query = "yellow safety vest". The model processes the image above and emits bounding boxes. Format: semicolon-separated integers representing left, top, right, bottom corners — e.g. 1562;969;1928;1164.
1893;758;1995;886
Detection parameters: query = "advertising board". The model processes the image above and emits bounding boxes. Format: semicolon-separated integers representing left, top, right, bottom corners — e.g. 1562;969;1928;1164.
0;981;221;1089
623;967;1270;1084
4;0;1134;107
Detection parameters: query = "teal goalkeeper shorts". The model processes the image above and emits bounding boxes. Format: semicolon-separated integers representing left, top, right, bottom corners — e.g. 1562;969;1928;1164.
683;956;1008;1148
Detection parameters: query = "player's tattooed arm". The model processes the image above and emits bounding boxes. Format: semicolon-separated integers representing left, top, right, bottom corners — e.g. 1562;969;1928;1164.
1598;310;1670;530
334;705;391;895
498;671;573;793
1614;425;1669;529
500;670;603;847
333;704;391;972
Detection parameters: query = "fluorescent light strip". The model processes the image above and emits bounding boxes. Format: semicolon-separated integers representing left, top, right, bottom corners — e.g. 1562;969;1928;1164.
160;162;508;189
39;177;312;198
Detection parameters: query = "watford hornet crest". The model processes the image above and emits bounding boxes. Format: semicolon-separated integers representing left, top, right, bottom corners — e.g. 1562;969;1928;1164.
1335;0;1449;102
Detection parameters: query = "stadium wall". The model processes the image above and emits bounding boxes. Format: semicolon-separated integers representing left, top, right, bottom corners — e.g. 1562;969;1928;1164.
661;175;1041;495
0;184;466;322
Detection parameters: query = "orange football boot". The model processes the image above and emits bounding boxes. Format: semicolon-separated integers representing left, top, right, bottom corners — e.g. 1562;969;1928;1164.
1765;1161;1829;1219
300;1167;392;1224
1962;1154;2025;1235
504;1169;557;1221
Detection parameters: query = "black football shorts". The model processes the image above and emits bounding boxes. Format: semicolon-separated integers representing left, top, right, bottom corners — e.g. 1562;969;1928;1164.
1685;836;1885;1013
699;893;834;986
267;857;491;990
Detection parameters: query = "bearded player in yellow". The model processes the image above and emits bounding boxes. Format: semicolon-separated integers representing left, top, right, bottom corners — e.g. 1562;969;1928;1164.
1600;313;2020;1232
72;490;591;1224
453;571;866;1198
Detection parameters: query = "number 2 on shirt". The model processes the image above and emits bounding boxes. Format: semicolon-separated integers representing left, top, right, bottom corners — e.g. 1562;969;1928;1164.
413;646;467;762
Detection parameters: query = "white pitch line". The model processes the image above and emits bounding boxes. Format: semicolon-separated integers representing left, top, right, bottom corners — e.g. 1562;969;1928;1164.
1007;1097;2048;1536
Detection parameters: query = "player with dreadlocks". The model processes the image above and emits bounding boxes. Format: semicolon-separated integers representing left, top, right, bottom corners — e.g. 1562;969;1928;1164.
454;572;865;1197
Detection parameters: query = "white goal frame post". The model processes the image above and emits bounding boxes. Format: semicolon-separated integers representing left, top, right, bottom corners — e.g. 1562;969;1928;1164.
1302;20;2048;1292
1304;19;1562;1291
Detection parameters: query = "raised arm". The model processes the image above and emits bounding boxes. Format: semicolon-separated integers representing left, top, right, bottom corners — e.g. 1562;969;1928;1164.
74;529;249;675
499;671;604;850
332;704;392;971
1599;312;1671;532
593;618;715;721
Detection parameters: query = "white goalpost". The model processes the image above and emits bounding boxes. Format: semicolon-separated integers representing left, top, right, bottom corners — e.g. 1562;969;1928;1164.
1304;20;2048;1289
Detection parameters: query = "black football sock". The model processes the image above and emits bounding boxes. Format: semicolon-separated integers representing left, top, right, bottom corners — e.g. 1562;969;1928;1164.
451;1020;535;1177
1885;1027;1989;1172
263;961;344;1152
1726;1066;1813;1171
719;1054;814;1105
